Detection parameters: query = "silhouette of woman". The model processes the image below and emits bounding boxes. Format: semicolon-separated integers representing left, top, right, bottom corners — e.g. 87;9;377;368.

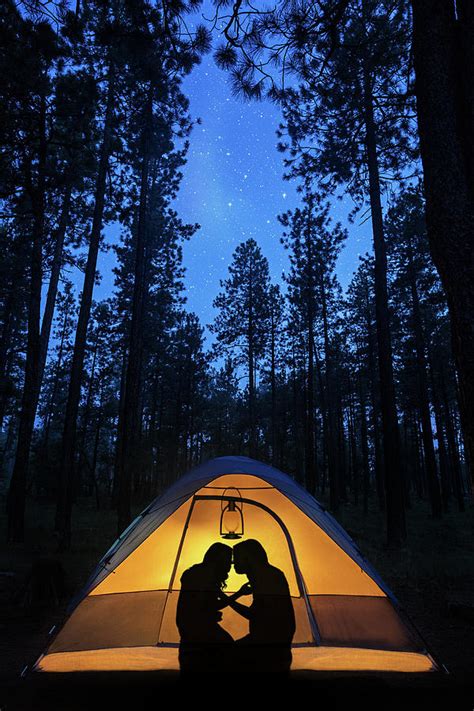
176;542;250;673
228;539;296;673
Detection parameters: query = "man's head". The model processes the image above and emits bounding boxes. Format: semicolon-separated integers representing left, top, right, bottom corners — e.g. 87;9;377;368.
232;539;268;575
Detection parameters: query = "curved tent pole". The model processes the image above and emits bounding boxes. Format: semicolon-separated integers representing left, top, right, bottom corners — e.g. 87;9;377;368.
155;496;197;644
167;496;197;594
192;494;322;646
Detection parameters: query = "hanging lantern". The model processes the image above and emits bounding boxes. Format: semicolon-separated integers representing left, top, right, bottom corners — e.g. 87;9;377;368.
220;487;244;539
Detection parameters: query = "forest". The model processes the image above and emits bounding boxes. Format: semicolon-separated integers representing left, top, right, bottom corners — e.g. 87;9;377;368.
0;0;472;565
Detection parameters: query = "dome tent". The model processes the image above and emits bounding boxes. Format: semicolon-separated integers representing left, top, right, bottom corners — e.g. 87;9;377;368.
33;456;439;674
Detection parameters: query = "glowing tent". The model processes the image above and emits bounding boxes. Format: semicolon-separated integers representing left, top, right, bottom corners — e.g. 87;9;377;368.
34;456;439;674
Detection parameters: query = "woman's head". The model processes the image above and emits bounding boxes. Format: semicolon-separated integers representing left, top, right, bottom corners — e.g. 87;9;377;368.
202;542;233;588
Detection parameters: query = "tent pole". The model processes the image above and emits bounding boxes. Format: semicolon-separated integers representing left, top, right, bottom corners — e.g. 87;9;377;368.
167;495;196;594
155;496;197;645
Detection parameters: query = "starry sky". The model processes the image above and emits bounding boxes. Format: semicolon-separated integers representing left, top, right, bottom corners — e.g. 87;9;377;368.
94;8;372;348
174;45;371;343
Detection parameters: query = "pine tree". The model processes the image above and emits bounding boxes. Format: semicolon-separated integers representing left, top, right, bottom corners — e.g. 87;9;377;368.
210;239;271;458
114;8;203;531
4;5;60;540
411;1;474;483
346;256;385;510
280;189;346;502
261;284;286;468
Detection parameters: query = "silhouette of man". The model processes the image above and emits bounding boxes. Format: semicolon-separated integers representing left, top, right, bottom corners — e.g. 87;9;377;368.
228;539;296;673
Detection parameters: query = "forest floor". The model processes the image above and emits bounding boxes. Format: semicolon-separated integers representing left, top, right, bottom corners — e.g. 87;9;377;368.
0;493;473;709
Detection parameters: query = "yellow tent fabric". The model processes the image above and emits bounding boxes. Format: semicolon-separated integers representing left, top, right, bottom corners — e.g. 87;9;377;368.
34;457;439;674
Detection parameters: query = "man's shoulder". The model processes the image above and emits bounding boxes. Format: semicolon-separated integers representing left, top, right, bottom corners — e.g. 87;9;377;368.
268;563;287;579
260;564;290;593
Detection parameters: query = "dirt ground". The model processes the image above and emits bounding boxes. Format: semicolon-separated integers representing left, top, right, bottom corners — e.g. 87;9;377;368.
1;495;473;709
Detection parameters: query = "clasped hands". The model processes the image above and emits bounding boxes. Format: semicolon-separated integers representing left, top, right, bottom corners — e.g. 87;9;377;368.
216;581;253;621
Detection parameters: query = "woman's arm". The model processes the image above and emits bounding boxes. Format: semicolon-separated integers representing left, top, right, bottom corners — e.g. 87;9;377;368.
218;583;253;618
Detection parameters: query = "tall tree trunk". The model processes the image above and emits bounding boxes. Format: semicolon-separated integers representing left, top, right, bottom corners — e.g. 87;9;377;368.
304;198;317;493
112;343;128;508
319;271;338;511
412;0;474;482
441;370;465;512
407;241;442;517
0;235;25;429
40;298;71;454
312;339;328;497
7;183;71;529
0;320;20;432
358;369;370;515
363;68;406;546
306;315;316;494
348;386;358;505
428;351;451;512
89;391;103;510
270;310;277;467
37;186;72;394
336;395;346;502
365;288;385;510
149;363;160;492
56;64;116;548
291;340;303;483
76;330;99;494
248;280;256;458
117;83;153;535
414;414;425;499
7;93;47;542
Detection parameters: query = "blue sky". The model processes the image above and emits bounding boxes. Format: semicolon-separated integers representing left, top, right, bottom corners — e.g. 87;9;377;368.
173;49;371;343
92;9;372;349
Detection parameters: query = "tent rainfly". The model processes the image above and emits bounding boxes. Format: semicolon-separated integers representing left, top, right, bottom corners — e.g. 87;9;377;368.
33;456;440;674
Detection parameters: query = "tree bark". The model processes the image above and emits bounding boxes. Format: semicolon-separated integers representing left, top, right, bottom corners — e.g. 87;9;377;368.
441;370;465;512
304;200;317;494
40;295;71;453
248;270;256;458
0;235;25;429
407;240;442;517
412;0;474;482
112;343;128;508
363;67;406;546
270;304;277;467
117;83;153;535
7;93;47;542
427;350;450;512
358;369;370;515
56;64;116;548
37;186;72;395
319;269;338;511
362;286;384;512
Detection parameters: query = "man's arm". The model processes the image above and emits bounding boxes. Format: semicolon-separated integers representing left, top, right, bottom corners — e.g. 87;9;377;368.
227;596;252;620
217;583;253;617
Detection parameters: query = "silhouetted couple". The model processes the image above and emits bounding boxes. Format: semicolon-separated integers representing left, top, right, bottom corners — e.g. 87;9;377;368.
176;540;295;674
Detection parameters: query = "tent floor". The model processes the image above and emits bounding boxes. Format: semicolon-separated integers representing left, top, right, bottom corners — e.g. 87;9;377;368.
34;645;436;673
6;666;473;711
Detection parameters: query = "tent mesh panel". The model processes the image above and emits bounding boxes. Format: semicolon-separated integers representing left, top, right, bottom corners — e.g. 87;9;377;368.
309;595;424;651
48;591;423;654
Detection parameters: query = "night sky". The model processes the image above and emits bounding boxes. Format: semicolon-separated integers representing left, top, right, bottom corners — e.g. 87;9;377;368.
94;10;372;348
